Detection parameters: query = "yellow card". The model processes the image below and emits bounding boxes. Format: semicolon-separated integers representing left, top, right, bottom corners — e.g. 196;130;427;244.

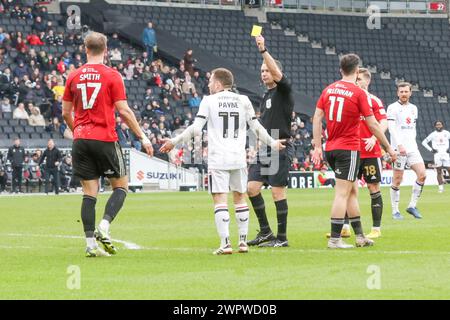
251;25;262;37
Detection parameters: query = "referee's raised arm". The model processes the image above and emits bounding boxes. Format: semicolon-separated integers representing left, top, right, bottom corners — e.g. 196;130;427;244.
255;35;283;82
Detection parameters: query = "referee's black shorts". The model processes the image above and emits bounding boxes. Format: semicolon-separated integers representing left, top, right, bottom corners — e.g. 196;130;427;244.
248;143;294;187
325;149;360;182
72;139;127;180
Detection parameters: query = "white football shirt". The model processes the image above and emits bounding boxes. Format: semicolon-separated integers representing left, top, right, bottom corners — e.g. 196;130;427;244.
387;101;419;152
422;130;450;154
196;91;258;170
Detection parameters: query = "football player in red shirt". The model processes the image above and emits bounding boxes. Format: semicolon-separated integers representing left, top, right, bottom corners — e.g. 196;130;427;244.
62;32;153;257
312;54;396;249
355;68;388;239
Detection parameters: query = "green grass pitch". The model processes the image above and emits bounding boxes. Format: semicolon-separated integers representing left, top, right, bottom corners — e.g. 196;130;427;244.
1;186;449;299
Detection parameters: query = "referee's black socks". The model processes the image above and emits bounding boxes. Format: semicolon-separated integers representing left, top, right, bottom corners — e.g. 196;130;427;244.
249;194;272;235
275;199;288;241
103;187;128;223
81;195;97;238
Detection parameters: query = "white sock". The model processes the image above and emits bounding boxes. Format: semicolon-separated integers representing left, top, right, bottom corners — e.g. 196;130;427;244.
99;219;110;234
342;224;350;231
408;181;423;208
372;226;381;231
86;237;97;249
235;204;249;244
214;205;230;248
390;186;400;214
439;185;444;191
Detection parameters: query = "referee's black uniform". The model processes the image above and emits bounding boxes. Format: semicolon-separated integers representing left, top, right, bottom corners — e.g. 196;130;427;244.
249;75;295;187
247;73;295;247
39;146;62;195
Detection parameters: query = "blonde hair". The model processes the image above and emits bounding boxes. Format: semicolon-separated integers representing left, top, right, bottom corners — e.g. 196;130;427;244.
84;32;107;56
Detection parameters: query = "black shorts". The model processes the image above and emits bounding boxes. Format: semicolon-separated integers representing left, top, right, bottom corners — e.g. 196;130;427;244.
358;157;382;184
325;150;360;182
72;139;127;180
248;143;293;187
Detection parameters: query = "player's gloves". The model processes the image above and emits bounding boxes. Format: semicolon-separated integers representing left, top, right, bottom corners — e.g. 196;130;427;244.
432;148;438;154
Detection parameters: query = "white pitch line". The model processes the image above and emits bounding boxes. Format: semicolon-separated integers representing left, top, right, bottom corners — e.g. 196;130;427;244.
3;233;142;250
2;233;450;256
135;246;450;256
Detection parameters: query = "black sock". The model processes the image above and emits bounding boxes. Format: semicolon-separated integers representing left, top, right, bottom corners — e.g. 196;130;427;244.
344;212;349;225
103;188;127;223
370;191;383;228
331;218;345;238
349;216;364;236
275;199;288;241
249;194;271;234
81;195;97;238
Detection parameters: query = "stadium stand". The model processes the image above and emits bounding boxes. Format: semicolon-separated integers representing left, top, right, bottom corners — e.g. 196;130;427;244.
107;3;450;146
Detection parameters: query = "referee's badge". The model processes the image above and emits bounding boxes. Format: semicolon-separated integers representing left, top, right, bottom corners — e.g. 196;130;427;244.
266;99;272;109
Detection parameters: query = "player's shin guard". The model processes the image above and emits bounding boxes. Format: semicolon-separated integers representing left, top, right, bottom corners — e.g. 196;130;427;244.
81;195;97;238
249;194;271;234
370;191;383;228
214;205;230;248
409;181;424;208
275;199;288;241
235;204;249;244
103;187;127;224
349;216;364;236
390;186;400;213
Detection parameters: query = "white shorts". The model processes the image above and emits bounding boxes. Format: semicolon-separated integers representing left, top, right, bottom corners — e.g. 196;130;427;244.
393;150;424;170
208;168;247;194
434;153;450;168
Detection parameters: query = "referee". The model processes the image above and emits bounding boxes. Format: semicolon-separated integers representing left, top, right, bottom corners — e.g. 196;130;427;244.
247;35;295;248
